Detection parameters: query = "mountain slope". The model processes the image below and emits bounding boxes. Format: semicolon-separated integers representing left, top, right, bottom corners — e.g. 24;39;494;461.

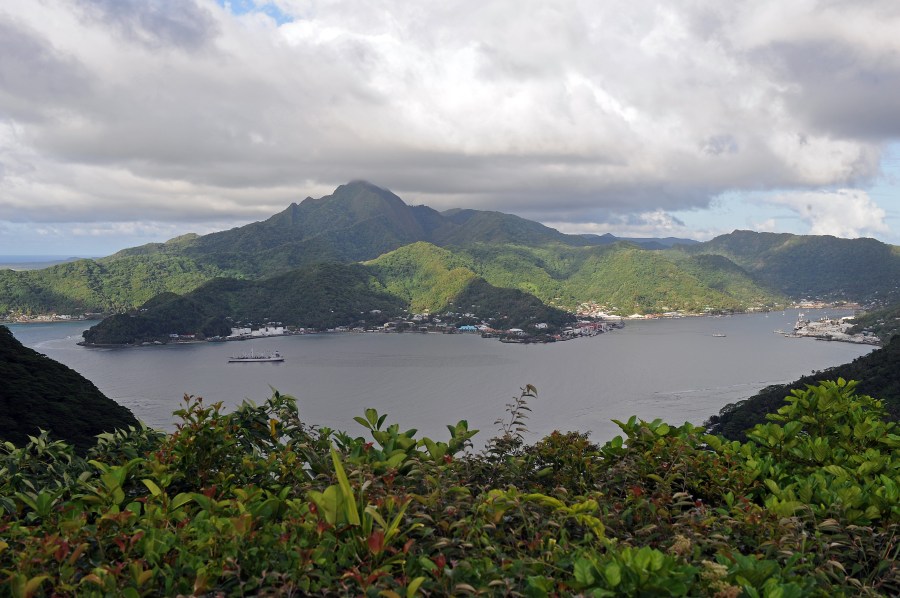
458;242;785;313
366;243;575;328
82;263;407;345
4;183;896;318
0;255;233;314
366;242;478;312
681;230;900;301
0;325;139;452
433;209;588;247
705;335;900;440
103;181;592;279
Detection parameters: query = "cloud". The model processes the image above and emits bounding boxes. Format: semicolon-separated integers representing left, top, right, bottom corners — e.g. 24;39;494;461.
74;0;219;50
547;210;700;240
763;189;889;238
752;218;778;233
0;15;94;123
0;0;898;243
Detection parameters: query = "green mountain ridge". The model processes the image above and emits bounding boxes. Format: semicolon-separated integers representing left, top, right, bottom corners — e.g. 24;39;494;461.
679;230;900;302
2;182;898;321
0;254;234;315
459;242;784;313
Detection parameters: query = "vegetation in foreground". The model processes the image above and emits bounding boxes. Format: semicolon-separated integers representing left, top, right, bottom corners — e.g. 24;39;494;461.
2;380;899;596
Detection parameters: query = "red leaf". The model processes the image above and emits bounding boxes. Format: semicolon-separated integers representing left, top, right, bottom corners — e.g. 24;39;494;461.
367;530;385;555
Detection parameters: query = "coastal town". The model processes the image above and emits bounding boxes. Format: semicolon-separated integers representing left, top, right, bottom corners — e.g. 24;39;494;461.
784;312;881;345
5;299;884;347
164;310;626;346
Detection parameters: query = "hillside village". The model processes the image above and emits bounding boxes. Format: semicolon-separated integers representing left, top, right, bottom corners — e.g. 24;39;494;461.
205;309;625;345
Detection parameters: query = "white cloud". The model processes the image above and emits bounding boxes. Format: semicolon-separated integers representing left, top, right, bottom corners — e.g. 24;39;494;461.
0;0;899;248
763;189;889;238
752;218;778;233
547;210;701;239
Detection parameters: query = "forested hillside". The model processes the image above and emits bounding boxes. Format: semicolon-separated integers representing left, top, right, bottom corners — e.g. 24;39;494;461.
0;325;138;452
366;242;478;312
679;230;900;302
460;243;783;313
367;241;785;315
850;302;900;343
0;255;234;315
81;258;575;345
706;335;900;440
81;264;407;345
3;182;898;320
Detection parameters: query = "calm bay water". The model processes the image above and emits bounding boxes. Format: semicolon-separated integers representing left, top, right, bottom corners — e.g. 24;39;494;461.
10;310;873;446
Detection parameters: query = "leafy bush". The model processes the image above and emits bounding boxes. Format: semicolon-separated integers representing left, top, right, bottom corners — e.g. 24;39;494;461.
1;381;899;595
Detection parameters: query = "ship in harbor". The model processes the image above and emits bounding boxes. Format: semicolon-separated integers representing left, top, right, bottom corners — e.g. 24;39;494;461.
227;349;284;363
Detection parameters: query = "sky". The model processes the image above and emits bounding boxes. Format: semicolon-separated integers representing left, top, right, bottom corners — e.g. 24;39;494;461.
2;0;900;256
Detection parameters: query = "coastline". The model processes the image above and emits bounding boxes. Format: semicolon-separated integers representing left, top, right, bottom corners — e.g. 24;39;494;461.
15;303;877;350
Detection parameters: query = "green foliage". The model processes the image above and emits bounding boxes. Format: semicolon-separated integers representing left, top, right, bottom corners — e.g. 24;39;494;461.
743;379;899;524
1;381;899;594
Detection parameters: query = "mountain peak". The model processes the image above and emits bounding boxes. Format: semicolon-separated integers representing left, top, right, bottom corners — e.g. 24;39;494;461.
342;179;384;191
333;180;401;200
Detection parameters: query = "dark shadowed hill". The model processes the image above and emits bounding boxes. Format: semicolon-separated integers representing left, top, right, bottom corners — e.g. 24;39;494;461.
705;335;900;440
0;325;138;452
81;263;408;345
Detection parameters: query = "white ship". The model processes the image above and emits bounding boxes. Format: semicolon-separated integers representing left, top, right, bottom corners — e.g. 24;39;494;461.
227;349;284;363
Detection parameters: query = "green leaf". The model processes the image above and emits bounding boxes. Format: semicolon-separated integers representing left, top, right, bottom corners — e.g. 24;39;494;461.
331;446;361;526
604;562;621;587
24;575;49;598
574;558;596;587
406;577;426;598
170;492;195;510
142;479;163;497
